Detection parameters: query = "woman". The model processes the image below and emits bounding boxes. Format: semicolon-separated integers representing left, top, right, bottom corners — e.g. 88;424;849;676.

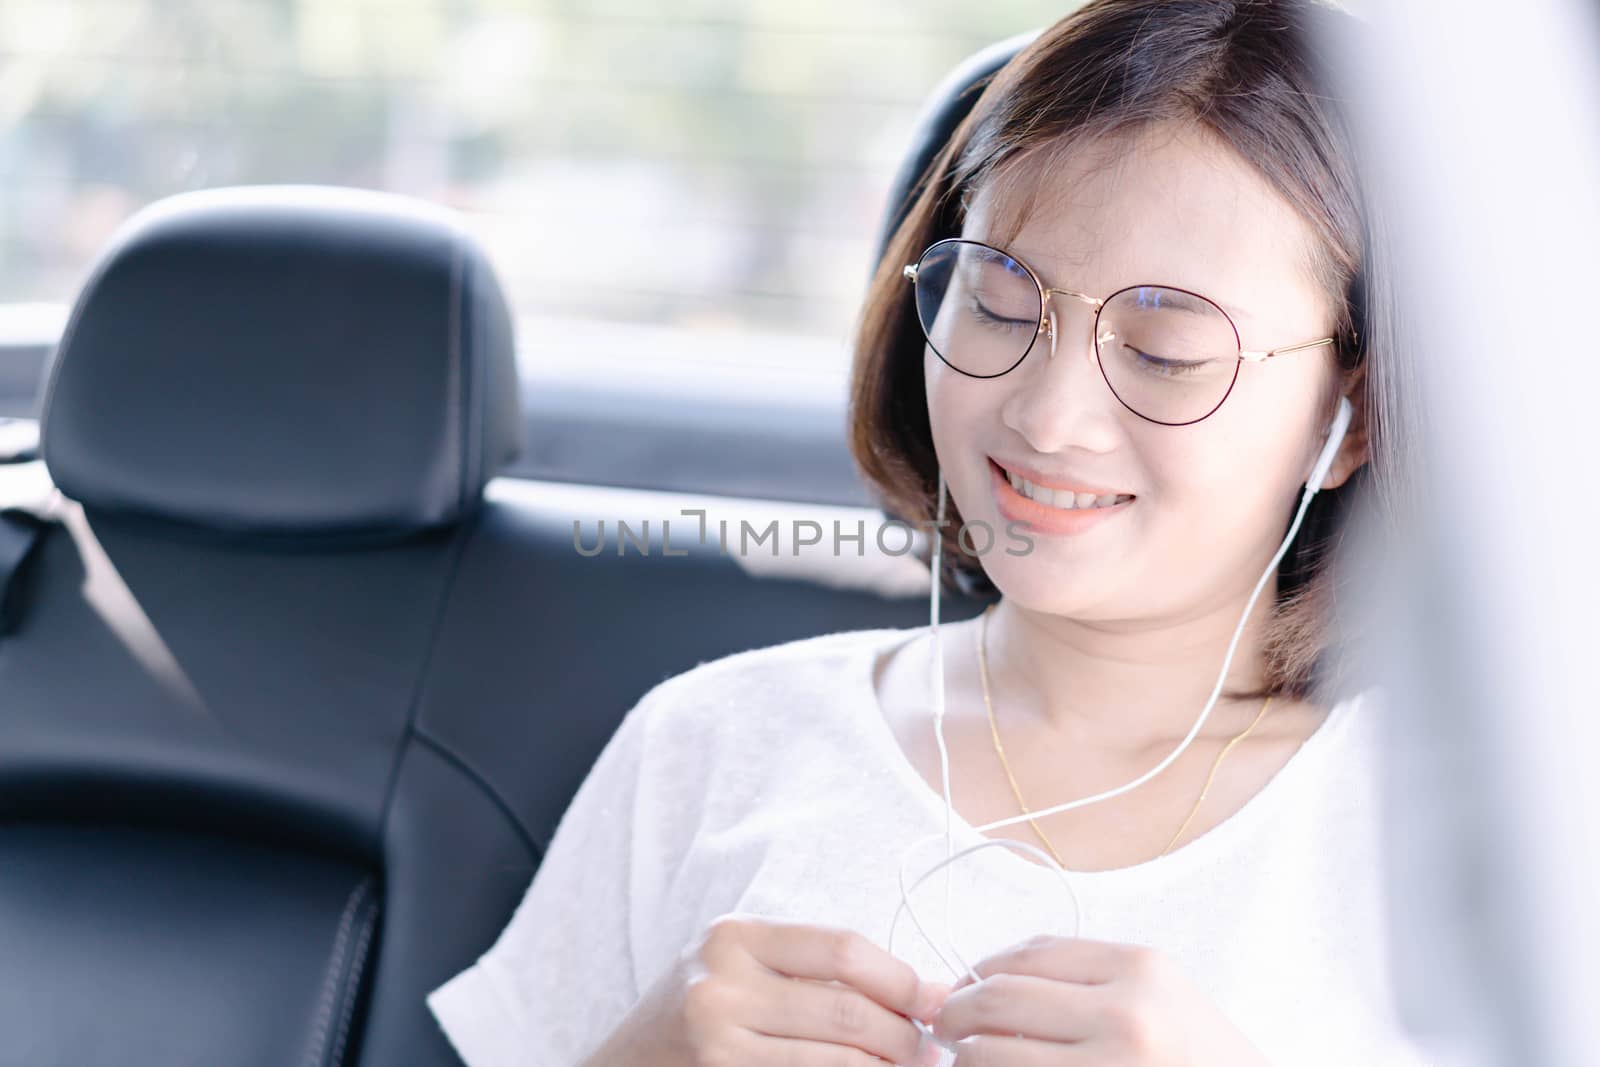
429;1;1432;1064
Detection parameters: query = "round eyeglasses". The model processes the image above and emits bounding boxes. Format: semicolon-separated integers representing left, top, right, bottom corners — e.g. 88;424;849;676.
903;238;1336;426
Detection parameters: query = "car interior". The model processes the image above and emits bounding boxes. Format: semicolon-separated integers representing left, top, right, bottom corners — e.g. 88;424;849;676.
0;29;1037;1067
9;3;1600;1064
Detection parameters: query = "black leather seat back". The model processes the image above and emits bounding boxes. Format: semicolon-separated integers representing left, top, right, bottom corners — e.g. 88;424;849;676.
0;186;520;1067
0;31;1034;1059
3;825;378;1066
0;182;989;1067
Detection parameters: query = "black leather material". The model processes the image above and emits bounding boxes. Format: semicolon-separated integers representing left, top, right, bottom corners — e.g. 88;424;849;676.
0;825;379;1067
37;186;521;541
0;499;462;861
0;470;983;1067
0;183;988;1065
0;507;48;635
409;481;988;860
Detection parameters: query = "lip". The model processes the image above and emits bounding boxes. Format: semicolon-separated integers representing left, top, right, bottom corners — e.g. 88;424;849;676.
990;457;1130;497
989;457;1133;535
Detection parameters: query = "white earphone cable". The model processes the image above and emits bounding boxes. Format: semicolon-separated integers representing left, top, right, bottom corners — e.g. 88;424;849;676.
890;397;1352;1050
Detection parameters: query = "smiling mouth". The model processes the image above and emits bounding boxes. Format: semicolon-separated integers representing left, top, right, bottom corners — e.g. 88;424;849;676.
989;459;1135;512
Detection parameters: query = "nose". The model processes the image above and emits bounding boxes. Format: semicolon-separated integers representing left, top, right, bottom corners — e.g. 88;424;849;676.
1038;287;1104;368
1004;292;1120;452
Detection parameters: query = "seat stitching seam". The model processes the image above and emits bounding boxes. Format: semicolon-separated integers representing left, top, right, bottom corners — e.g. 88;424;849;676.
328;891;379;1067
303;876;371;1067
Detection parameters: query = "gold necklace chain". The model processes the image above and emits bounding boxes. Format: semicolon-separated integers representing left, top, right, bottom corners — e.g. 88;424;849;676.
976;604;1272;869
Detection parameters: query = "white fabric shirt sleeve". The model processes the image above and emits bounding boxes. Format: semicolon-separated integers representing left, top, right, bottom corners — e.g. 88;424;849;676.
426;681;672;1067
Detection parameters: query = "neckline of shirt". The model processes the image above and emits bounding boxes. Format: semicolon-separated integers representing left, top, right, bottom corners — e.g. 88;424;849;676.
838;625;1365;891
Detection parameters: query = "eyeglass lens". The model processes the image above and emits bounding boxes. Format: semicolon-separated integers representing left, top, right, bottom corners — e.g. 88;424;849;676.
912;240;1242;424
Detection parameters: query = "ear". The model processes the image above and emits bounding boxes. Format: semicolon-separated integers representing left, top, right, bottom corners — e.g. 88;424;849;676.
1320;393;1370;490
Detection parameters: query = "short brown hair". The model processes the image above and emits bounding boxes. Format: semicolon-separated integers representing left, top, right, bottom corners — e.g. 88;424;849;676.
848;0;1403;703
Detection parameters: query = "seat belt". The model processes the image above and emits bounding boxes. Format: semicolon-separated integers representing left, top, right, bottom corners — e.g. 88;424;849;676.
0;505;54;636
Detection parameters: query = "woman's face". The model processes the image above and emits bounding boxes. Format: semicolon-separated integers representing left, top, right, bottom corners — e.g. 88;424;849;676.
926;121;1355;623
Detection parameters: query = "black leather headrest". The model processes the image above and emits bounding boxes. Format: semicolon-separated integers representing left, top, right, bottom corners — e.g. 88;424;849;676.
39;185;522;542
874;31;1038;265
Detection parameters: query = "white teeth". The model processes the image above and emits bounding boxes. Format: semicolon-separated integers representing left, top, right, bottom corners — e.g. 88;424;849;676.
1005;469;1132;510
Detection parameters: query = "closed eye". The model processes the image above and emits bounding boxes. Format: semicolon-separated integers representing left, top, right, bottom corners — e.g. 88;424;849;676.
970;296;1036;330
1120;344;1211;377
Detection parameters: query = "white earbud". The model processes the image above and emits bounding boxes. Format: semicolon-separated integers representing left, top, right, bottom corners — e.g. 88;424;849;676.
1305;394;1354;493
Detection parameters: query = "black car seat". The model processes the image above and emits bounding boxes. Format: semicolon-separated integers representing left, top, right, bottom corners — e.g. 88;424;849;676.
0;173;998;1065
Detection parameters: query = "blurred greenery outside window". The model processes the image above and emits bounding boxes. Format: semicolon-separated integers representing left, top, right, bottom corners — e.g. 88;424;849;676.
0;1;1070;392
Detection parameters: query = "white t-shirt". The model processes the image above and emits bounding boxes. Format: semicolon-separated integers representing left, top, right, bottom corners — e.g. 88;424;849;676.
428;626;1440;1067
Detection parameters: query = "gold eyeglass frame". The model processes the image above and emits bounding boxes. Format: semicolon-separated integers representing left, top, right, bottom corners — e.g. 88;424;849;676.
903;237;1337;426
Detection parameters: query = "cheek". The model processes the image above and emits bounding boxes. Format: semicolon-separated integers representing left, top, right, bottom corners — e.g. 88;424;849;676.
1141;419;1315;574
1182;360;1327;491
1138;428;1276;542
923;346;968;405
924;350;993;449
923;352;977;495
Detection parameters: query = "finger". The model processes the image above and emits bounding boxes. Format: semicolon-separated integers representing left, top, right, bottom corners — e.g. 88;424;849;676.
738;968;934;1067
933;973;1109;1046
738;1029;931;1067
956;935;1135;988
743;919;947;1022
950;1032;1102;1066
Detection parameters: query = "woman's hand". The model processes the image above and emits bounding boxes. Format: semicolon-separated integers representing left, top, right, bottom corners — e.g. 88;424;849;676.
929;935;1271;1066
583;912;953;1067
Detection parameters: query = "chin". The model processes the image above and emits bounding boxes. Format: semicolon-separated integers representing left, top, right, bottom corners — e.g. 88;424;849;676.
971;556;1085;612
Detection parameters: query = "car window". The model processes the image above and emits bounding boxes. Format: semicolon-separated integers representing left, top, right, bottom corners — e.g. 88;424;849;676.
0;1;1070;385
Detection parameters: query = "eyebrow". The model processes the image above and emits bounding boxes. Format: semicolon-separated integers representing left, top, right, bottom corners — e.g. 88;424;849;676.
996;241;1254;323
1126;285;1252;323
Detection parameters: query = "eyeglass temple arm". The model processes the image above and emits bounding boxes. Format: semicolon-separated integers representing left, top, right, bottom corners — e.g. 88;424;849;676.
1240;337;1336;362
